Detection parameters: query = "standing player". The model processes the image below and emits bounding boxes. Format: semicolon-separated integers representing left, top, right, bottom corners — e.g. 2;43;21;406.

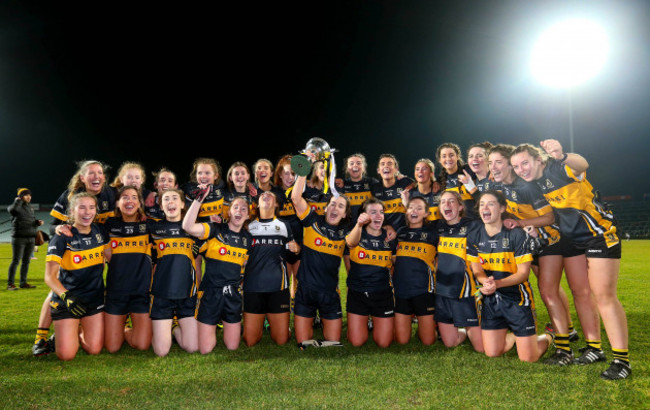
467;190;552;362
44;193;106;361
393;196;438;345
510;140;630;379
371;154;413;230
345;198;396;348
436;143;478;219
181;158;226;223
465;142;493;193
33;160;115;356
487;144;591;366
273;155;301;302
400;158;442;222
435;191;483;352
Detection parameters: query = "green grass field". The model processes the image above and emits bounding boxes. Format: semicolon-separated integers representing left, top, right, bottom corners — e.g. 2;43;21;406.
1;241;648;408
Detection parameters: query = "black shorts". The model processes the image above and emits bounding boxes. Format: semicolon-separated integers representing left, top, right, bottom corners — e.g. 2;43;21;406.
244;289;291;314
286;249;301;265
532;240;563;266
480;294;537;337
149;294;197;320
104;292;150;315
560;236;585;258
293;285;342;320
435;295;479;328
394;292;435;317
578;235;622;259
50;301;104;321
196;285;242;325
346;288;395;318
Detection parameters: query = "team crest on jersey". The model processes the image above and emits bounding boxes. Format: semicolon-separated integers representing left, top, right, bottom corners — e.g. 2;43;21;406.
139;224;147;233
502;237;509;248
420;232;428;241
242;237;248;247
459;226;467;235
214;189;221;196
383;241;389;248
275;225;280;231
511;191;518;201
545;179;554;189
101;201;109;210
364;183;370;190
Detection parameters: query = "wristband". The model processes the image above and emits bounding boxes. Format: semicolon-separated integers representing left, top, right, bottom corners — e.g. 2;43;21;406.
463;180;476;192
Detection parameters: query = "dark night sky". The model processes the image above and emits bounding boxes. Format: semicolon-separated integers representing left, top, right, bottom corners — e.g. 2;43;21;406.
1;1;649;206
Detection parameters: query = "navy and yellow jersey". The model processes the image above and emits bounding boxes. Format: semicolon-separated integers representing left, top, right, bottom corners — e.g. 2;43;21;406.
371;176;414;229
102;217;154;295
145;200;165;221
466;226;535;306
443;166;477;219
50;187;116;225
409;188;442;222
198;222;252;288
476;174;491;193
181;180;226;222
302;185;332;216
222;189;257;221
392;224;439;299
244;218;293;292
347;229;396;293
533;159;618;247
150;219;200;299
47;224;106;307
340;176;379;223
296;207;348;292
435;218;481;299
484;179;561;246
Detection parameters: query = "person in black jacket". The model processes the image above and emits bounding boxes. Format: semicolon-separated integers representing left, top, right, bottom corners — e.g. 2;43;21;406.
7;188;43;290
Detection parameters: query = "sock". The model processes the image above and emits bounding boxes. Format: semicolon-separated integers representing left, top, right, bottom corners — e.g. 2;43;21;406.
34;328;49;344
612;348;630;365
567;321;575;333
554;333;571;352
586;339;602;351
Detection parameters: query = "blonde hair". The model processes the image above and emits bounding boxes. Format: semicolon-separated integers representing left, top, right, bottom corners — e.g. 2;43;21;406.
67;160;107;201
67;192;97;225
344;153;368;179
110;161;146;189
252;158;273;186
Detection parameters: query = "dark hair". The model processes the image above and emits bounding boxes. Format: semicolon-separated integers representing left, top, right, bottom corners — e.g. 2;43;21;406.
475;190;511;222
488;144;516;161
328;194;352;227
435;143;464;190
360;197;384;213
114;186;146;221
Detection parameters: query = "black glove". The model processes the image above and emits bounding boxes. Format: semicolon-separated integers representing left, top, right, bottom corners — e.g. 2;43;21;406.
60;292;87;318
190;184;212;202
524;232;548;256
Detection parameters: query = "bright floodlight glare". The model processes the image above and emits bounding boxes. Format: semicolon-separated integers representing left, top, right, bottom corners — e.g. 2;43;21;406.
530;19;609;88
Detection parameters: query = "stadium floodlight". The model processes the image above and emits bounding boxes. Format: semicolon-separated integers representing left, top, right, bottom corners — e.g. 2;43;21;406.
530;19;609;88
530;19;609;152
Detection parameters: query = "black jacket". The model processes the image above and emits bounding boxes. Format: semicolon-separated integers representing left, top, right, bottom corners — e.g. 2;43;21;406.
7;198;38;238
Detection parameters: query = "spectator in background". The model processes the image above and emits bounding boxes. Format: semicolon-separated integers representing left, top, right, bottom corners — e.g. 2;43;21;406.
7;188;43;290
